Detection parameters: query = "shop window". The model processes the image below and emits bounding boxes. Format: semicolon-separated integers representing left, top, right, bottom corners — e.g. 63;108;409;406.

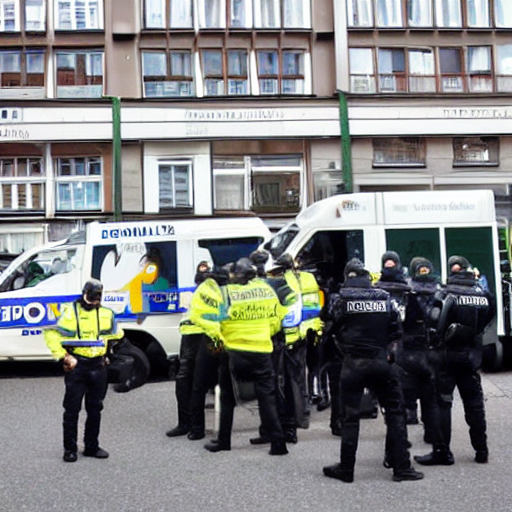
142;50;194;97
373;138;426;167
467;46;492;92
349;48;376;93
408;0;432;27
496;44;512;92
0;157;44;210
55;0;103;30
56;50;103;98
453;137;499;166
435;0;461;27
257;49;305;94
347;0;373;27
158;160;192;209
466;0;489;27
376;0;403;27
495;0;512;27
55;157;102;210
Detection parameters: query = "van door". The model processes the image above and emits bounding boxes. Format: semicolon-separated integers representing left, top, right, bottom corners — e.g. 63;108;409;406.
295;229;365;286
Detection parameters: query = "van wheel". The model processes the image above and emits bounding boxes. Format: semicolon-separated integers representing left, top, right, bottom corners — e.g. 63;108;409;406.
112;339;150;393
145;340;171;379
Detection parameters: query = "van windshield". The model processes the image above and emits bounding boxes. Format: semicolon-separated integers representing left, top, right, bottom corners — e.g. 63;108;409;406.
264;224;299;259
199;237;265;266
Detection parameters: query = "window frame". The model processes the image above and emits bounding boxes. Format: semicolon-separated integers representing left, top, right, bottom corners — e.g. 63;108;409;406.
372;137;426;168
0;0;20;32
347;0;373;27
54;0;104;31
257;48;306;95
54;156;103;211
157;159;193;210
0;156;45;210
55;49;104;98
453;136;499;167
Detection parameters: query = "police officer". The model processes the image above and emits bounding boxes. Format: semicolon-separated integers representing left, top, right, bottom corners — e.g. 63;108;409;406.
322;259;423;483
166;261;212;438
398;257;453;465
44;279;124;462
250;249;270;278
191;257;288;455
416;255;494;465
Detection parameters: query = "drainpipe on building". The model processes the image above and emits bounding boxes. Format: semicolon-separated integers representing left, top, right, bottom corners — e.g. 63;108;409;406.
337;90;353;194
104;96;123;222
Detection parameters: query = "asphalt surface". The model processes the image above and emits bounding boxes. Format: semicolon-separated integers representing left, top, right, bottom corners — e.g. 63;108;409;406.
0;364;511;512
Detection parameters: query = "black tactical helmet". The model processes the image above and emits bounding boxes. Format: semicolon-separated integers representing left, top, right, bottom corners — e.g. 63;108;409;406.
409;257;433;277
231;257;256;284
448;255;470;273
381;251;402;269
250;249;270;266
82;278;103;302
210;265;230;286
344;258;368;280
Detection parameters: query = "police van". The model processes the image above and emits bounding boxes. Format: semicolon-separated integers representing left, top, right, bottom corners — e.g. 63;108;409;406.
264;189;510;371
0;217;270;383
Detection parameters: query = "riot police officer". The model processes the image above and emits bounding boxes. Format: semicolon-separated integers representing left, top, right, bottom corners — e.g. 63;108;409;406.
322;259;423;483
44;279;124;462
416;255;494;465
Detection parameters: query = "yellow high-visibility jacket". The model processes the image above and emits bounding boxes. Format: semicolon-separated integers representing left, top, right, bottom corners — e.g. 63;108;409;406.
44;301;124;360
298;271;324;339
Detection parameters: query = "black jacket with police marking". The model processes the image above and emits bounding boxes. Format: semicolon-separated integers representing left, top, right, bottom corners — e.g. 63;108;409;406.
436;271;495;348
327;276;401;358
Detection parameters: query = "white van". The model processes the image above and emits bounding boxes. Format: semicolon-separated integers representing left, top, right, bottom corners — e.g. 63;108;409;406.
264;190;509;371
0;216;271;379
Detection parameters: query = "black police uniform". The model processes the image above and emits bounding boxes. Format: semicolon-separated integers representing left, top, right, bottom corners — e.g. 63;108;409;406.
433;259;494;463
323;259;422;482
399;258;453;465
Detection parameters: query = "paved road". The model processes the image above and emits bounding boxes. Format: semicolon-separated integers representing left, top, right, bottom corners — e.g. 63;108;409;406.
0;365;511;512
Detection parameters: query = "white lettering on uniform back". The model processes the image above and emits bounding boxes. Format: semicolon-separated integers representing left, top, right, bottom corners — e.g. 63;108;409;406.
456;296;489;307
346;300;387;313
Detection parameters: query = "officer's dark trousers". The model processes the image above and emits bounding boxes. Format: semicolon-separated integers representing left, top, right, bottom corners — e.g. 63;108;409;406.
436;348;487;452
175;333;203;429
63;357;107;453
218;350;285;446
397;348;445;447
339;355;410;472
188;337;220;436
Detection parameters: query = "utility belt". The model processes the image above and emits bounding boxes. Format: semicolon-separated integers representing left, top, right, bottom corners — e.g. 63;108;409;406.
69;354;106;366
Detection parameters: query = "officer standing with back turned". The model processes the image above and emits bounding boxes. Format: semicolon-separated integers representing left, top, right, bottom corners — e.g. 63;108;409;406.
44;279;124;462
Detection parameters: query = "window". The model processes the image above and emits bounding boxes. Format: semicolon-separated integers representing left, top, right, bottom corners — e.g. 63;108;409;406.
376;0;403;27
408;49;435;92
143;50;194;97
0;157;44;210
349;48;376;92
55;0;103;30
408;0;432;26
373;138;425;166
199;49;249;96
213;155;303;214
495;0;512;27
347;0;373;27
145;0;165;27
170;0;193;27
55;157;102;210
201;49;224;95
199;237;264;266
228;49;248;94
496;45;512;92
0;49;44;87
435;0;461;27
257;49;305;94
453;137;498;166
56;50;103;98
254;0;280;28
466;46;492;92
25;0;45;30
466;0;489;27
0;0;19;31
198;0;225;28
158;161;192;209
439;47;463;91
378;48;406;92
283;0;310;28
230;0;252;27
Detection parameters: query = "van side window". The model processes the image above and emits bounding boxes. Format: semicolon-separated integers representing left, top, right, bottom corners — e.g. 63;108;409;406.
296;230;364;286
199;237;265;266
264;224;299;259
385;228;441;279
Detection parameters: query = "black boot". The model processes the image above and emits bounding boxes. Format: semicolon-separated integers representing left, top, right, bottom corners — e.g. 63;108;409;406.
204;439;231;452
166;425;189;437
323;463;354;483
475;450;488;463
414;448;454;466
269;441;288;455
392;467;424;482
249;436;270;445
